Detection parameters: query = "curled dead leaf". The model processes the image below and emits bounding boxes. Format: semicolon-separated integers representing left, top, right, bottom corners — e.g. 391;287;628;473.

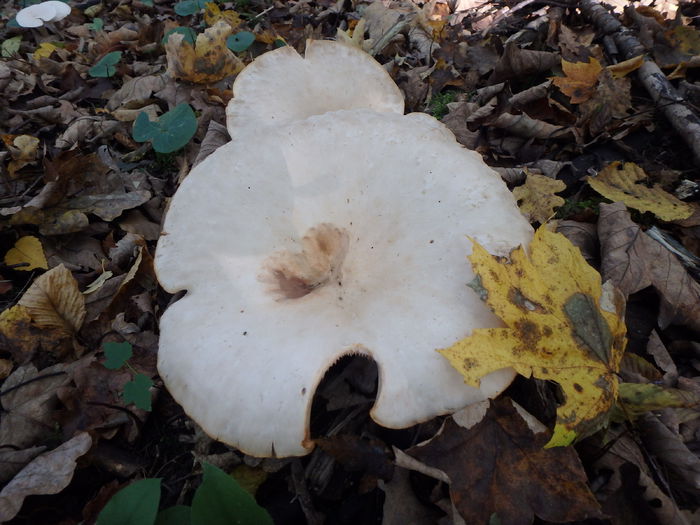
18;264;86;337
165;21;244;84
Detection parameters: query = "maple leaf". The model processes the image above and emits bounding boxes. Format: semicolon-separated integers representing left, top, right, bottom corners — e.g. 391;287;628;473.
440;227;627;446
512;173;566;223
407;399;604;525
552;57;603;104
588;161;693;221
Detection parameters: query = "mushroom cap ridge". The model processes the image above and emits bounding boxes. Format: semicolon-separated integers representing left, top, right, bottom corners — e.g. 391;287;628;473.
225;40;404;140
155;109;532;457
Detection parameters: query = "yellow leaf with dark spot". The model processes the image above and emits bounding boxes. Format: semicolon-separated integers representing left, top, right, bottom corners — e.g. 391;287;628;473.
552;57;603;104
4;236;48;271
587;161;693;221
512;173;566;224
440;227;627;447
165;20;244;84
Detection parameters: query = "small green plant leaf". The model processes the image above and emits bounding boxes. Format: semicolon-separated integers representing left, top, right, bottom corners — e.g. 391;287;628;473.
162;27;197;45
103;341;133;370
89;17;104;31
174;0;207;16
191;463;273;525
96;478;161;525
155;505;191;525
123;373;154;411
226;31;255;53
89;51;122;78
1;36;22;58
132;103;197;153
140;0;154;5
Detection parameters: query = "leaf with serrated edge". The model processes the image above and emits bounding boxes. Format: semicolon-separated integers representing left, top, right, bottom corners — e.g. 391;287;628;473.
440;227;627;446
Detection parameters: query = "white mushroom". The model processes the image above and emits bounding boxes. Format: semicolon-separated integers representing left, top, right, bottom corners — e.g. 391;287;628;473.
156;42;533;457
16;1;71;28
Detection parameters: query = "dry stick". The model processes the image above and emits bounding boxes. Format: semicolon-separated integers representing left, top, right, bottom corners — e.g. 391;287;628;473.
577;0;700;166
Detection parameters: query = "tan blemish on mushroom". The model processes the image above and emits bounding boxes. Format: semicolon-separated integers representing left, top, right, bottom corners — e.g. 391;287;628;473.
261;223;349;300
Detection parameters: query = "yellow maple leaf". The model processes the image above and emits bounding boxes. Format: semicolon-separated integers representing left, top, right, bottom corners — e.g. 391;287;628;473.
440;227;627;447
512;173;566;224
203;2;242;28
552;57;603;104
4;235;48;271
587;161;693;221
165;20;244;84
33;42;58;60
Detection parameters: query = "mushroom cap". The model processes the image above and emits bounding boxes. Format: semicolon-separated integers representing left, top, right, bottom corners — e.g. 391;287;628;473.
225;40;404;140
156;108;533;457
16;1;71;27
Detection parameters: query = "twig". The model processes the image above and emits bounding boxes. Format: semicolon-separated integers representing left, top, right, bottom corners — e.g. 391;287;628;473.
577;0;700;166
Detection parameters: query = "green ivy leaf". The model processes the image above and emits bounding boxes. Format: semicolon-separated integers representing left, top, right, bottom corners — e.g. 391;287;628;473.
89;51;122;78
1;36;22;58
191;463;273;525
155;506;191;525
123;373;154;411
162;27;197;46
90;17;104;31
103;341;133;370
174;0;208;16
96;478;161;525
226;31;255;53
132;103;197;153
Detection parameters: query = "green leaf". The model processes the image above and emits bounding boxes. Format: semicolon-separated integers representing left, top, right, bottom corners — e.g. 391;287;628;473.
90;17;104;31
103;341;133;370
155;505;191;525
226;31;255;53
174;0;208;16
1;36;22;58
162;27;197;46
123;373;154;411
191;463;273;525
132;103;197;153
141;0;154;5
89;51;122;78
96;478;161;525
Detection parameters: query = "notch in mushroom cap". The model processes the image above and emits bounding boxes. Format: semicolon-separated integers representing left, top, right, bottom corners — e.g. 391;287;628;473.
225;40;404;140
155;102;533;456
16;1;71;28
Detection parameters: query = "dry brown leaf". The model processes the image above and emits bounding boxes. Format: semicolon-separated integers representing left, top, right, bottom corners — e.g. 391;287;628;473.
589;162;693;221
512;173;566;223
552;57;603;104
491;42;560;83
406;399;603;524
598;202;700;331
0;446;45;485
165;21;244;84
0;432;92;523
18;264;86;337
490;112;568;139
0;305;67;362
0;362;80;448
106;75;167;111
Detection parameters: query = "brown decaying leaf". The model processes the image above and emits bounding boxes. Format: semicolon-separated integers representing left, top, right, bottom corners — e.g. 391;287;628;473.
598;202;700;330
165;21;244;84
491;42;560;83
0;305;69;363
18;264;86;337
0;432;92;523
512;173;566;223
407;399;603;525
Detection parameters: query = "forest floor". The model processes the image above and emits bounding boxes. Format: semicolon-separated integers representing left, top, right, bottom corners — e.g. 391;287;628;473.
2;0;700;524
